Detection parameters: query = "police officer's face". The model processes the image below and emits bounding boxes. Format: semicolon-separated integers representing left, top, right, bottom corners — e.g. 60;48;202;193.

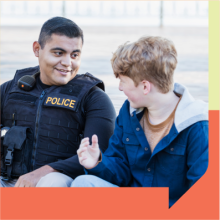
33;34;82;86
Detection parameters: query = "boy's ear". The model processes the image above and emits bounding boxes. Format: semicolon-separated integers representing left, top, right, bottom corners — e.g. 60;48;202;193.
33;41;41;57
142;80;151;95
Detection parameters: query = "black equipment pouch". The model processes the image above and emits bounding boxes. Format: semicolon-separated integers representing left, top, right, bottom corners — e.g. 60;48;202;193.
1;126;33;180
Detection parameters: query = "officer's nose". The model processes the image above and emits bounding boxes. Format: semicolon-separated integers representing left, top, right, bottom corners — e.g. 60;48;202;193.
61;55;71;67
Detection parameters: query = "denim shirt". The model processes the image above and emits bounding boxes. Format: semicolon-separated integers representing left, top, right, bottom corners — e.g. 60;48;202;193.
86;83;208;207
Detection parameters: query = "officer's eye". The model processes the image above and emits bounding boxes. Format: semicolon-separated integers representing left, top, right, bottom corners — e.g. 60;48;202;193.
54;52;62;56
71;53;79;58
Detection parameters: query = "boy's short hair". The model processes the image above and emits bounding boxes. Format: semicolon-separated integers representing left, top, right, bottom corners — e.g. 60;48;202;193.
111;36;177;93
38;16;84;49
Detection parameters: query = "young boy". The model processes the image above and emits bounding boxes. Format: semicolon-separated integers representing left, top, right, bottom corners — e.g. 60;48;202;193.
71;36;208;207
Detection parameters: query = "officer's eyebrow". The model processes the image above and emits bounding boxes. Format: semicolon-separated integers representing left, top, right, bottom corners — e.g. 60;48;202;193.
51;47;81;53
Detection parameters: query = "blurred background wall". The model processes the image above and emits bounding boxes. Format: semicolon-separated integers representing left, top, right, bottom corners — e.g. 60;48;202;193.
0;1;208;114
1;1;208;27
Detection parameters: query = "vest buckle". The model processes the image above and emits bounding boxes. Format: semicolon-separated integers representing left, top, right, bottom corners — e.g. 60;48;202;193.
5;148;14;166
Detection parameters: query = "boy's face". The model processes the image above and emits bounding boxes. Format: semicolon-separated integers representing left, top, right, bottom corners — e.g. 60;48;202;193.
118;75;144;108
33;34;82;86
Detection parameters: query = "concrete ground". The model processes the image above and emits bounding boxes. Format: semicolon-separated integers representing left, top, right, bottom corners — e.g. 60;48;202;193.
0;26;208;114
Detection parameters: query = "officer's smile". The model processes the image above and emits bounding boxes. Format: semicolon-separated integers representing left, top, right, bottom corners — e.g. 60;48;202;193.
54;68;72;76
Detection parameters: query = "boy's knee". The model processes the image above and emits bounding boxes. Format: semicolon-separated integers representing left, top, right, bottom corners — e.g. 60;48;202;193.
36;172;73;187
71;175;97;187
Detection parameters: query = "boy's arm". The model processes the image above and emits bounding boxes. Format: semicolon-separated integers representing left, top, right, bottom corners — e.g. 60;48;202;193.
78;116;132;186
186;121;208;187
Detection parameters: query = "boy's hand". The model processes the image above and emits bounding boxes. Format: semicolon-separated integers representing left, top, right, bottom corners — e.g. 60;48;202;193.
77;135;100;169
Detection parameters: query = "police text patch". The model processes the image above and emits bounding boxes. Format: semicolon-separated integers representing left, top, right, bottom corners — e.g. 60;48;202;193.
44;94;78;111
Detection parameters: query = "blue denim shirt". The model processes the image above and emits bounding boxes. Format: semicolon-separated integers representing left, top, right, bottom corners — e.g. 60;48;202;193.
86;84;208;207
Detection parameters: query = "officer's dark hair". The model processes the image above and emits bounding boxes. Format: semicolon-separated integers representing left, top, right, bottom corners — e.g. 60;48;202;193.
38;16;84;49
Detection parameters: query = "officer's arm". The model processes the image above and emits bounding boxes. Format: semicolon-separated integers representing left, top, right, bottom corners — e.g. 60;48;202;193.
84;107;132;186
1;80;13;126
48;86;116;179
82;87;116;153
1;81;12;171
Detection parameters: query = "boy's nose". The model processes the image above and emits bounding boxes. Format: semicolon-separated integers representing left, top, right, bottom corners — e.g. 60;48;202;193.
118;84;123;91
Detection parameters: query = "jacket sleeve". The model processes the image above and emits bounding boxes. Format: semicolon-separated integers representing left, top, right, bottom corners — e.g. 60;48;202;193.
85;110;132;187
186;121;209;187
48;87;116;179
1;80;13;126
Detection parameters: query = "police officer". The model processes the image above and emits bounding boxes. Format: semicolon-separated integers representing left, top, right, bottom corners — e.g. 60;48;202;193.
0;17;116;187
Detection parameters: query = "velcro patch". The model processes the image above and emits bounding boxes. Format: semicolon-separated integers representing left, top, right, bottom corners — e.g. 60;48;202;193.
44;94;78;111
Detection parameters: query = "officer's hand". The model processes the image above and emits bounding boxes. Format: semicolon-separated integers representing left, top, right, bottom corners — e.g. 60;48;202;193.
14;165;56;187
77;135;100;169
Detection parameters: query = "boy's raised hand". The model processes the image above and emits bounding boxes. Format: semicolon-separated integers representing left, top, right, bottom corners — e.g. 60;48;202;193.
77;135;100;169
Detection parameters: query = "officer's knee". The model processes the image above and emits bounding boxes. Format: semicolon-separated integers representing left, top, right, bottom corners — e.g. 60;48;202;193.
36;172;73;187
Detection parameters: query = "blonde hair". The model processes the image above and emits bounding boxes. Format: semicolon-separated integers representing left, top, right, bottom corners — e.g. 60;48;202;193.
111;36;178;93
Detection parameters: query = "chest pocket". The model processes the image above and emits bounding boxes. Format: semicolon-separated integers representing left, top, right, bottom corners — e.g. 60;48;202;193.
7;92;38;106
122;133;140;165
157;144;186;174
43;93;79;112
4;92;38;127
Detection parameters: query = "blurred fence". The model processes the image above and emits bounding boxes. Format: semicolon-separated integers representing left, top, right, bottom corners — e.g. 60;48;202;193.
1;1;208;26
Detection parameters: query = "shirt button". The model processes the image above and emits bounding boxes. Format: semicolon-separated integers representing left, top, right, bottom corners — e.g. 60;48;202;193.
145;147;148;151
69;89;72;92
170;148;174;151
126;138;129;142
136;127;140;131
147;168;151;172
131;114;133;117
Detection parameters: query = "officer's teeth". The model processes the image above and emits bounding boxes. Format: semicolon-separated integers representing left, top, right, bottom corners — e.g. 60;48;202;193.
57;69;68;73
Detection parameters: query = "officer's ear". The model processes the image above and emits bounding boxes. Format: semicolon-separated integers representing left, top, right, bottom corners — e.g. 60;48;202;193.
33;41;41;57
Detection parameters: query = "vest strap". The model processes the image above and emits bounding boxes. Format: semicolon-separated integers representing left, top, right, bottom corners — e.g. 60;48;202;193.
38;143;76;154
4;114;35;122
41;116;79;129
39;129;78;142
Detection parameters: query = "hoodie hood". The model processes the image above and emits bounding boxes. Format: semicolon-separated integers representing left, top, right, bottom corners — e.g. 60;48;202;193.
130;83;208;133
173;83;208;132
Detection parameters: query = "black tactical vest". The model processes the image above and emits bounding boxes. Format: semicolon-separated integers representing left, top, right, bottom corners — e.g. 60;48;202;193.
1;66;104;174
